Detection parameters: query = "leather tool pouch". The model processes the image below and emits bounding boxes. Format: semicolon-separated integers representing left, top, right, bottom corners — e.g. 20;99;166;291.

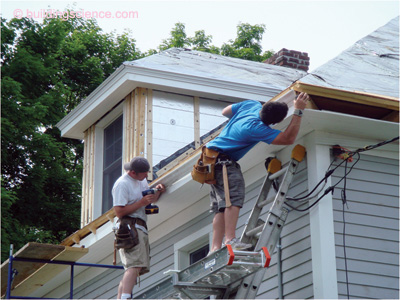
191;146;219;184
114;217;139;250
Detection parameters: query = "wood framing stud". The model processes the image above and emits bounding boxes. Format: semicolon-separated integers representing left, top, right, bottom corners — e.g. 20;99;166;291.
88;225;97;235
194;96;200;149
72;235;81;245
147;89;154;180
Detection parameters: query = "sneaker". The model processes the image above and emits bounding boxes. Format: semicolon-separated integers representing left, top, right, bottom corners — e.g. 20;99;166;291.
225;238;252;250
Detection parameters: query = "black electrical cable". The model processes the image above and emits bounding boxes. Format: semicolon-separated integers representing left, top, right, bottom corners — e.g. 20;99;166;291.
284;135;396;211
342;158;350;300
282;136;398;298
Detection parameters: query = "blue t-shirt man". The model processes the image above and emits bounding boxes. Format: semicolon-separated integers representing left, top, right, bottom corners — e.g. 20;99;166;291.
205;92;310;253
207;100;281;161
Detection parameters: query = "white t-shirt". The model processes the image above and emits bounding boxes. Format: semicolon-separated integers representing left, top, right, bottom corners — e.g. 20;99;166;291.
112;173;149;229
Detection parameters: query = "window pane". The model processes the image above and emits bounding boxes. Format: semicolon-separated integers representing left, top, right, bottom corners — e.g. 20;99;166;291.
190;244;209;265
102;115;123;213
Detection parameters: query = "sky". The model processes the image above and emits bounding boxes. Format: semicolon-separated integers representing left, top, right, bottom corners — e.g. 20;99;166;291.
1;0;399;71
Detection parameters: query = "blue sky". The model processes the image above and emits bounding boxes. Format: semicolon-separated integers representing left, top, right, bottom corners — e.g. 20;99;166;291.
2;0;399;71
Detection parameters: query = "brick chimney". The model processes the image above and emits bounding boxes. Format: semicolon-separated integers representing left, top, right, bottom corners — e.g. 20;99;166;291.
263;48;310;72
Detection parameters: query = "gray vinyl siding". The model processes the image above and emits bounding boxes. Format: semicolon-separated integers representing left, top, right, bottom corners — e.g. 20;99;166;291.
332;154;399;299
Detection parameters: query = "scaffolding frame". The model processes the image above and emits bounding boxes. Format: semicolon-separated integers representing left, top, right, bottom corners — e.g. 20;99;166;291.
5;244;123;299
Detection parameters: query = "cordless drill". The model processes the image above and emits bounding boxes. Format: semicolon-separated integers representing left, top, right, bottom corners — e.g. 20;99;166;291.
142;188;160;214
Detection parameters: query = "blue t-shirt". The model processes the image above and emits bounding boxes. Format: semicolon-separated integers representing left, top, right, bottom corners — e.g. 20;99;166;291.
207;100;281;161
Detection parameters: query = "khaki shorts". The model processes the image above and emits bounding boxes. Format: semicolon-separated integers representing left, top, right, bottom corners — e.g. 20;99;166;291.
210;162;245;213
119;229;150;275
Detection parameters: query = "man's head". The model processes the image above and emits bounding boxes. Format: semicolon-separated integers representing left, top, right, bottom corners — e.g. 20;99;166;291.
260;102;288;125
124;157;150;180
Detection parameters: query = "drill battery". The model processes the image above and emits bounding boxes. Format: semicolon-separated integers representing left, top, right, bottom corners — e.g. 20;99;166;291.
142;188;160;214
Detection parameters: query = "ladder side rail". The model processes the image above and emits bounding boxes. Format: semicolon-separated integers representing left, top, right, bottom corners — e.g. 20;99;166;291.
235;209;288;299
235;149;304;299
266;160;298;223
254;159;299;253
240;175;275;244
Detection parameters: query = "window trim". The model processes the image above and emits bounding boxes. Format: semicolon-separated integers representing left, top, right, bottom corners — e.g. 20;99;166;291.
174;223;212;270
93;103;124;220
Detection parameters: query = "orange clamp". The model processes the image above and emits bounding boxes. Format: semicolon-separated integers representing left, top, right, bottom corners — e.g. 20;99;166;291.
262;247;271;268
226;244;235;265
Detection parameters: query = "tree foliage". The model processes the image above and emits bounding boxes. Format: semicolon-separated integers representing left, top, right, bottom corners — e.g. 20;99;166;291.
1;16;143;262
157;22;273;61
1;16;274;262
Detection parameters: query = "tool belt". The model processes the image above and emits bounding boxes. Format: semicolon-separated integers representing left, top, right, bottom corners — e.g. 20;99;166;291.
191;146;219;184
114;217;146;250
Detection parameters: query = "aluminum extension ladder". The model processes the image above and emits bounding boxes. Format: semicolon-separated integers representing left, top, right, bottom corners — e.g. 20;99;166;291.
134;144;306;299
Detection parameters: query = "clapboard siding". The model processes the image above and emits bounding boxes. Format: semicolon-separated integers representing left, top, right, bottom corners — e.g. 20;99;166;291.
332;154;399;299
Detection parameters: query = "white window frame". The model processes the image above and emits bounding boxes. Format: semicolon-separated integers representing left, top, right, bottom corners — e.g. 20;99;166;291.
93;103;124;220
174;223;213;270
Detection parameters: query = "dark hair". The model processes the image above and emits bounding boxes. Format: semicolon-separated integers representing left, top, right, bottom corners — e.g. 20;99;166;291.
260;102;288;125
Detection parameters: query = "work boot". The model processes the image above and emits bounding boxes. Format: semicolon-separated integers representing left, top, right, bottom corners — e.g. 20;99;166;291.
225;238;252;250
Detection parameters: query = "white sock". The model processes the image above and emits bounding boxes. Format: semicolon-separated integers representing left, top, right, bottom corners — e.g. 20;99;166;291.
121;293;131;299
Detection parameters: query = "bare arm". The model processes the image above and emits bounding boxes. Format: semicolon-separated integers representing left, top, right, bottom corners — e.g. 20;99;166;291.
114;184;166;219
114;195;154;219
271;92;309;145
222;105;233;118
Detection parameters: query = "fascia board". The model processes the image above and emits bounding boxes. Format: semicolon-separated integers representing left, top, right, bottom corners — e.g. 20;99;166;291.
293;81;400;110
56;64;285;140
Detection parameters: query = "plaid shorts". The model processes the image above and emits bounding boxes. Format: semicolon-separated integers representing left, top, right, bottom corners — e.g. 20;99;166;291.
210;161;245;213
119;229;150;275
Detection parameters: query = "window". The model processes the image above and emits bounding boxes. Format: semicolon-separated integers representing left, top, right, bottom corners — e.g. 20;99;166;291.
102;115;123;213
190;244;209;265
174;224;212;270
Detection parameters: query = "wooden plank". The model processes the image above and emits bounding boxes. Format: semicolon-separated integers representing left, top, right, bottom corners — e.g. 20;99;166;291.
147;89;154;180
134;89;140;157
156;147;196;177
1;243;65;296
138;88;146;157
194;96;200;149
89;125;95;224
130;91;135;159
293;82;399;111
123;94;131;166
81;129;89;228
11;247;88;297
61;209;116;247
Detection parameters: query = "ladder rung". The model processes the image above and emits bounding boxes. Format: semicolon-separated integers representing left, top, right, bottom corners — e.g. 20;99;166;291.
232;261;263;267
245;224;264;237
232;250;262;256
268;166;288;180
258;195;275;208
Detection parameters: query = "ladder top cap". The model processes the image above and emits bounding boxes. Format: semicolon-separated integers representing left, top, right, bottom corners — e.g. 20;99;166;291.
291;144;306;162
